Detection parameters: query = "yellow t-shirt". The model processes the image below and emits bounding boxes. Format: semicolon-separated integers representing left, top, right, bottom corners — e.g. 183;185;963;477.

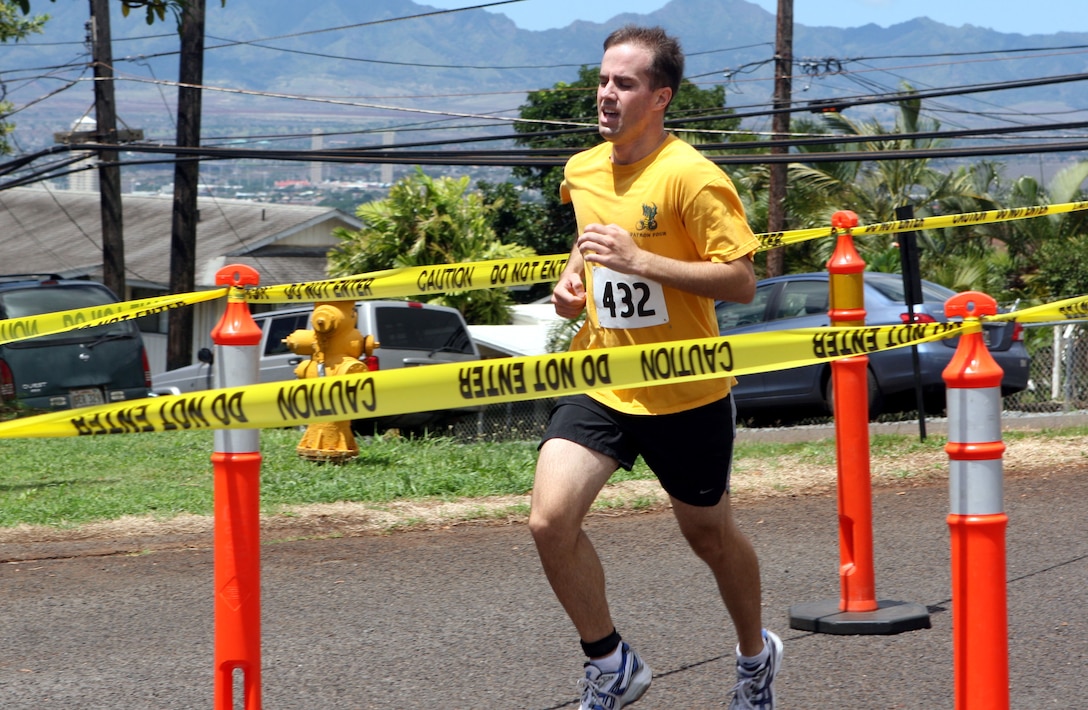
561;135;760;415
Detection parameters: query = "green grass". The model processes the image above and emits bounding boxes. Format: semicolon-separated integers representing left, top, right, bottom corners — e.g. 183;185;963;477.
732;432;947;464
0;429;658;529
1;423;1082;530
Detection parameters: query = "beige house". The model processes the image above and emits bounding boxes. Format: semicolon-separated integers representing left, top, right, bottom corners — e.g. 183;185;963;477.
0;186;363;373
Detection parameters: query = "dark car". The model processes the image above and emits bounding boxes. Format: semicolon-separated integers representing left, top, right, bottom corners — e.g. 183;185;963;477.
0;275;151;411
715;272;1030;422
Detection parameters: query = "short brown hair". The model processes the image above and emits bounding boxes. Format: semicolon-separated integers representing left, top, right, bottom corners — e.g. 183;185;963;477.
603;25;684;105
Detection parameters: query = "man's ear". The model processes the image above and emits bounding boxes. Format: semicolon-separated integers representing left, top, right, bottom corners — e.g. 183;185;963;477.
655;87;673;111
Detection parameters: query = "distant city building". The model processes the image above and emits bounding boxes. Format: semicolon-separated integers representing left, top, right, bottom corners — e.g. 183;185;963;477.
381;131;395;185
68;116;99;193
311;129;323;185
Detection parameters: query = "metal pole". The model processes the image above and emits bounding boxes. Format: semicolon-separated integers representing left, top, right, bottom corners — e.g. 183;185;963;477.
895;204;926;440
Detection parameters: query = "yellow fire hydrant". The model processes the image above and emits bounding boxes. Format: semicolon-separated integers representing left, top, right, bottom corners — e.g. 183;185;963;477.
283;300;376;463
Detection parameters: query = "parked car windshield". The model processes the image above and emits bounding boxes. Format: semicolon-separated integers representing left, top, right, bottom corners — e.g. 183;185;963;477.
375;306;475;354
0;284;136;345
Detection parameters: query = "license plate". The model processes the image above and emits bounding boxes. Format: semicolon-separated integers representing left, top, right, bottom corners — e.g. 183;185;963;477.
70;388;105;408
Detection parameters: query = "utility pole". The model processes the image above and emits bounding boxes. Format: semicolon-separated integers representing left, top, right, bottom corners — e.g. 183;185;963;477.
167;0;206;371
766;0;793;277
89;0;126;298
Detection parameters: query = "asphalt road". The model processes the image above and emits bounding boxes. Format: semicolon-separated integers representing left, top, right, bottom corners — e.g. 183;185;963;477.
3;456;1087;709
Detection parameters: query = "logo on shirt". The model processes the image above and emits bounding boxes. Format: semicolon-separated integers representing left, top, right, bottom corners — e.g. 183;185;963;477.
636;202;659;231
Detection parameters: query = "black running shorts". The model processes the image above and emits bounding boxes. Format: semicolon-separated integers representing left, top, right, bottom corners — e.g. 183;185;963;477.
540;393;737;507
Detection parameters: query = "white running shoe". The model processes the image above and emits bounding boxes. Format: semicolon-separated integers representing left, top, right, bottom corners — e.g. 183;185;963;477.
578;642;652;710
730;629;783;710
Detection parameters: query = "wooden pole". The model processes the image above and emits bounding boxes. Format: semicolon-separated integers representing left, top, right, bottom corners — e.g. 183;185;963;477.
765;0;793;277
89;0;125;298
167;0;206;370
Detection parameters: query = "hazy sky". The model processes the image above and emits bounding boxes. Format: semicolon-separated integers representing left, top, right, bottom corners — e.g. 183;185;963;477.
425;0;1087;36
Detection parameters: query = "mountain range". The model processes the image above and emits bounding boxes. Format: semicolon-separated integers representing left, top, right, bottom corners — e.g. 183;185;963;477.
4;0;1088;153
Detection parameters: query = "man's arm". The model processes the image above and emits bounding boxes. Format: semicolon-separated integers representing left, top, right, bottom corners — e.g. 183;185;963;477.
575;222;756;304
551;243;588;318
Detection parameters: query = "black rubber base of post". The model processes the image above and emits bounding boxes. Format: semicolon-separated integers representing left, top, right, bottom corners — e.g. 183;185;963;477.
788;599;932;635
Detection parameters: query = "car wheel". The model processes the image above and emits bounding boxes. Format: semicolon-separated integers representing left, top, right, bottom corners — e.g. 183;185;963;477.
823;366;881;417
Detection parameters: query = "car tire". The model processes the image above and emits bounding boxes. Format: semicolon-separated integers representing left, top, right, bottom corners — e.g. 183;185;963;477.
823;366;881;418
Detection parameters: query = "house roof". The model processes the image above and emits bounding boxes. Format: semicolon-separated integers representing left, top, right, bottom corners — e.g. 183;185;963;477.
0;187;362;291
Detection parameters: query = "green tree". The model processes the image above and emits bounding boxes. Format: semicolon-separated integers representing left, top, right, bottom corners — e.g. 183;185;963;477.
2;2;44;36
899;159;1088;302
510;66;745;257
328;169;536;325
0;1;49;155
473;179;552;302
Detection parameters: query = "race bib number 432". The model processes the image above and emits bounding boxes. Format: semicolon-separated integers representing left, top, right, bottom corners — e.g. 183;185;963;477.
593;267;670;329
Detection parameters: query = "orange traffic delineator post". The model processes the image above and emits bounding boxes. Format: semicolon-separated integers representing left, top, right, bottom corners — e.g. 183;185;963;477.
943;292;1010;710
789;210;930;634
210;265;264;709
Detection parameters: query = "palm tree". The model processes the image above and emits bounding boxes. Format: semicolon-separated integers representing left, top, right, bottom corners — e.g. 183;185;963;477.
785;89;1030;293
1004;161;1088;300
919;159;1088;300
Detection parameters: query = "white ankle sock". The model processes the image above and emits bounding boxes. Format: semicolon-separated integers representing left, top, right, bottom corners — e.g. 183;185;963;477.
738;636;770;668
591;643;624;673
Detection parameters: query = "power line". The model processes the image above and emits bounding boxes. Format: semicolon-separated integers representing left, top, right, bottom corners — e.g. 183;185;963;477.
85;65;1088;147
5;69;1088;183
13;28;1088;142
667;71;1088;131
8;64;1087;170
7;125;1085;181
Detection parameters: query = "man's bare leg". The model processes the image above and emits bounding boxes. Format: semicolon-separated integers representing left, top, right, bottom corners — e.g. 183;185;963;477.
529;438;618;644
670;494;765;656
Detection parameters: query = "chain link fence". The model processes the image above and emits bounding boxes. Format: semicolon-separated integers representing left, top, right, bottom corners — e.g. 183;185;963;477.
1005;322;1088;413
447;398;555;443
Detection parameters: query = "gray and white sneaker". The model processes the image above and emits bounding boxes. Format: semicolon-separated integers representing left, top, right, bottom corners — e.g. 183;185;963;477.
729;629;783;710
578;642;652;710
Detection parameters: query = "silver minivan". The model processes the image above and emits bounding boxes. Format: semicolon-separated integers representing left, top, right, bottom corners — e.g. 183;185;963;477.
152;300;481;434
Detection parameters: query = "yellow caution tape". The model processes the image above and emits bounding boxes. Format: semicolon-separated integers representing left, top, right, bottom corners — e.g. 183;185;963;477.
756;226;834;251
0;320;968;439
756;200;1088;251
244;255;570;304
985;293;1088;324
0;288;229;346
854;201;1088;238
